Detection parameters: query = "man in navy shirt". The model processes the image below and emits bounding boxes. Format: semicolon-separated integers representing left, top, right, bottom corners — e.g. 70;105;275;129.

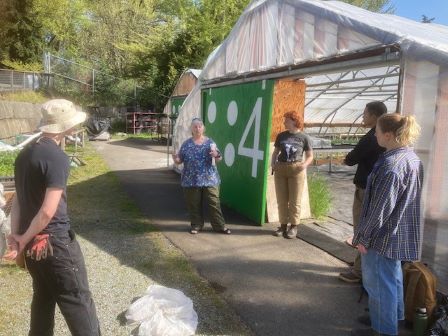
339;101;387;283
5;99;100;336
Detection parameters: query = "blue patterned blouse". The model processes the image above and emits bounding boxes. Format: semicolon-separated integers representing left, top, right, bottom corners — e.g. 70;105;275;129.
179;137;221;188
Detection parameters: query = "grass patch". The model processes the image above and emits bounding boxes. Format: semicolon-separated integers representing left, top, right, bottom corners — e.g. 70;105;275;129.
111;132;161;140
0;90;48;104
0;151;19;176
308;173;332;219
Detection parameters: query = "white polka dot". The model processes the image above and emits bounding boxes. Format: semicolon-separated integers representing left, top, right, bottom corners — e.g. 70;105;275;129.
208;101;216;123
224;143;235;167
227;101;238;126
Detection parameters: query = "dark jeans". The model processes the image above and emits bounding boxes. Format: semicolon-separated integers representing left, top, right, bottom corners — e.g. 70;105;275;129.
25;230;100;336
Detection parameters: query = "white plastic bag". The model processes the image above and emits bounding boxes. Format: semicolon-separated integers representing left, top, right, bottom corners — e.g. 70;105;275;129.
126;285;198;336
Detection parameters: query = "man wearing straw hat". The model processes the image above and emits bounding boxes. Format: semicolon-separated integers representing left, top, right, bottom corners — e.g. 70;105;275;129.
4;99;101;336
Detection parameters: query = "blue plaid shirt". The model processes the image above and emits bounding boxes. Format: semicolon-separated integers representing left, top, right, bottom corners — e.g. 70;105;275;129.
353;147;423;261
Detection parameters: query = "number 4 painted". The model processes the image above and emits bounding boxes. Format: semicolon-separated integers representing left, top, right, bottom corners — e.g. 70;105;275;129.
238;97;264;178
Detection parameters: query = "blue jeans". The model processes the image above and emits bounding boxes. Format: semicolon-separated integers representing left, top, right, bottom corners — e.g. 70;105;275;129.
361;249;404;335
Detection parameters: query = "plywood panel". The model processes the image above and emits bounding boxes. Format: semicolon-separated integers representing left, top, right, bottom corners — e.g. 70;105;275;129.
270;79;306;142
172;72;199;97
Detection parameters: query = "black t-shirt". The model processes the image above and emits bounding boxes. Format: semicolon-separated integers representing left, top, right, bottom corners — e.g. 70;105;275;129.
274;131;312;162
14;137;70;234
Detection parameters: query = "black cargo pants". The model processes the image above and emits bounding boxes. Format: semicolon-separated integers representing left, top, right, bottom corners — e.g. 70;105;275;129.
25;230;100;336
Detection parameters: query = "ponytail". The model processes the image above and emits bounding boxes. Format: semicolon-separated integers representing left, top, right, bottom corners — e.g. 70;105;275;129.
377;114;421;146
396;116;421;146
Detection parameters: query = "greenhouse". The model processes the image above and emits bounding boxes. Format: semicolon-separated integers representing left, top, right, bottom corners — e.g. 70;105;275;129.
173;0;448;225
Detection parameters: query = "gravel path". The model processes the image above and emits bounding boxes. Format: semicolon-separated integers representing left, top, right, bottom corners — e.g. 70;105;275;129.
1;234;156;336
1;228;251;336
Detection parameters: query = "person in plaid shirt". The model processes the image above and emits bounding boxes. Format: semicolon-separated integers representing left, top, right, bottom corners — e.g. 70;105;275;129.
351;113;423;336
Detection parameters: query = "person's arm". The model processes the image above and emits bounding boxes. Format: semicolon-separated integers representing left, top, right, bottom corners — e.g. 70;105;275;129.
352;171;401;249
271;148;280;169
172;142;185;164
4;195;20;259
298;135;314;170
172;152;183;164
301;149;313;169
209;141;222;163
344;131;378;166
9;195;20;236
213;151;222;163
12;188;63;254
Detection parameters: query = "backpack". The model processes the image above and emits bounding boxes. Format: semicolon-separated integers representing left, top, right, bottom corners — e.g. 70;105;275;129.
403;262;437;323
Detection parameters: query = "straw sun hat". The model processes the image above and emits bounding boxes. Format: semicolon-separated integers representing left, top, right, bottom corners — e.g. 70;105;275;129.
39;99;87;134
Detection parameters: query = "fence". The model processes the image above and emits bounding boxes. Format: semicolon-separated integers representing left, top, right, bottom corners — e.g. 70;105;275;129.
44;52;141;104
0;69;42;92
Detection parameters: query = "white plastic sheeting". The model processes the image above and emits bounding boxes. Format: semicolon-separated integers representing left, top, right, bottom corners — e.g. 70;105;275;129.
173;0;448;220
175;0;447;147
125;285;198;336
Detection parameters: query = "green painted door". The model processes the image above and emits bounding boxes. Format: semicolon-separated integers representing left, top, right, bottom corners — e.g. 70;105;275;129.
202;80;274;224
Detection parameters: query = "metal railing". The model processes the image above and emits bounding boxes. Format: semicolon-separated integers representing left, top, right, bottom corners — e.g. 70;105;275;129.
0;69;41;92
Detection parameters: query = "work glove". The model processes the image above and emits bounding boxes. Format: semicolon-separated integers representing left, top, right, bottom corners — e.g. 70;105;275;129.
26;234;53;261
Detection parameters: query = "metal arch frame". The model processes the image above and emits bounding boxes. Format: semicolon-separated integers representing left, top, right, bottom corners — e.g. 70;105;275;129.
315;66;400;136
304;71;351;107
348;92;398;136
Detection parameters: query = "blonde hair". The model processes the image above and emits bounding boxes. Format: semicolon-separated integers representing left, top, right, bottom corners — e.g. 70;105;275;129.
377;113;421;146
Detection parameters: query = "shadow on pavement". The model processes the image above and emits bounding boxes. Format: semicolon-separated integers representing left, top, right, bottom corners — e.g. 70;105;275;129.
67;166;371;336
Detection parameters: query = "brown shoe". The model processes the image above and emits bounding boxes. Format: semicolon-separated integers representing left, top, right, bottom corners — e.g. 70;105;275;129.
338;271;362;283
285;225;298;239
273;224;287;237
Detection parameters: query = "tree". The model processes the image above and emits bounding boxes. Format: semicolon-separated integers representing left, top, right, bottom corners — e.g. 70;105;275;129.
132;0;251;110
421;15;435;23
339;0;395;13
0;0;44;65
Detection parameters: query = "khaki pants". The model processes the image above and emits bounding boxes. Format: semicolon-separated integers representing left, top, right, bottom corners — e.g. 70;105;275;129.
274;162;306;225
352;186;365;277
183;186;226;231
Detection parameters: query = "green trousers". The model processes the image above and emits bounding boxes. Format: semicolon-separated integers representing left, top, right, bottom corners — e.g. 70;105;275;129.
183;186;226;231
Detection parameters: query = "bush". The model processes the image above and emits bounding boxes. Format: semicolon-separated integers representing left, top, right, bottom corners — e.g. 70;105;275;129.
308;173;332;219
110;118;126;133
0;151;19;177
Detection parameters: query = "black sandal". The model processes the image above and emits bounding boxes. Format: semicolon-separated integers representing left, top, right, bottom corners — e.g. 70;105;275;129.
220;228;231;234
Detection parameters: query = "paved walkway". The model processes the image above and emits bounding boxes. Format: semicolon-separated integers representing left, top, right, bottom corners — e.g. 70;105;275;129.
92;138;367;336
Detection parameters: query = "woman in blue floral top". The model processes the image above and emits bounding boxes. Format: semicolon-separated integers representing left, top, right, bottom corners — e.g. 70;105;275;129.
172;118;231;235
